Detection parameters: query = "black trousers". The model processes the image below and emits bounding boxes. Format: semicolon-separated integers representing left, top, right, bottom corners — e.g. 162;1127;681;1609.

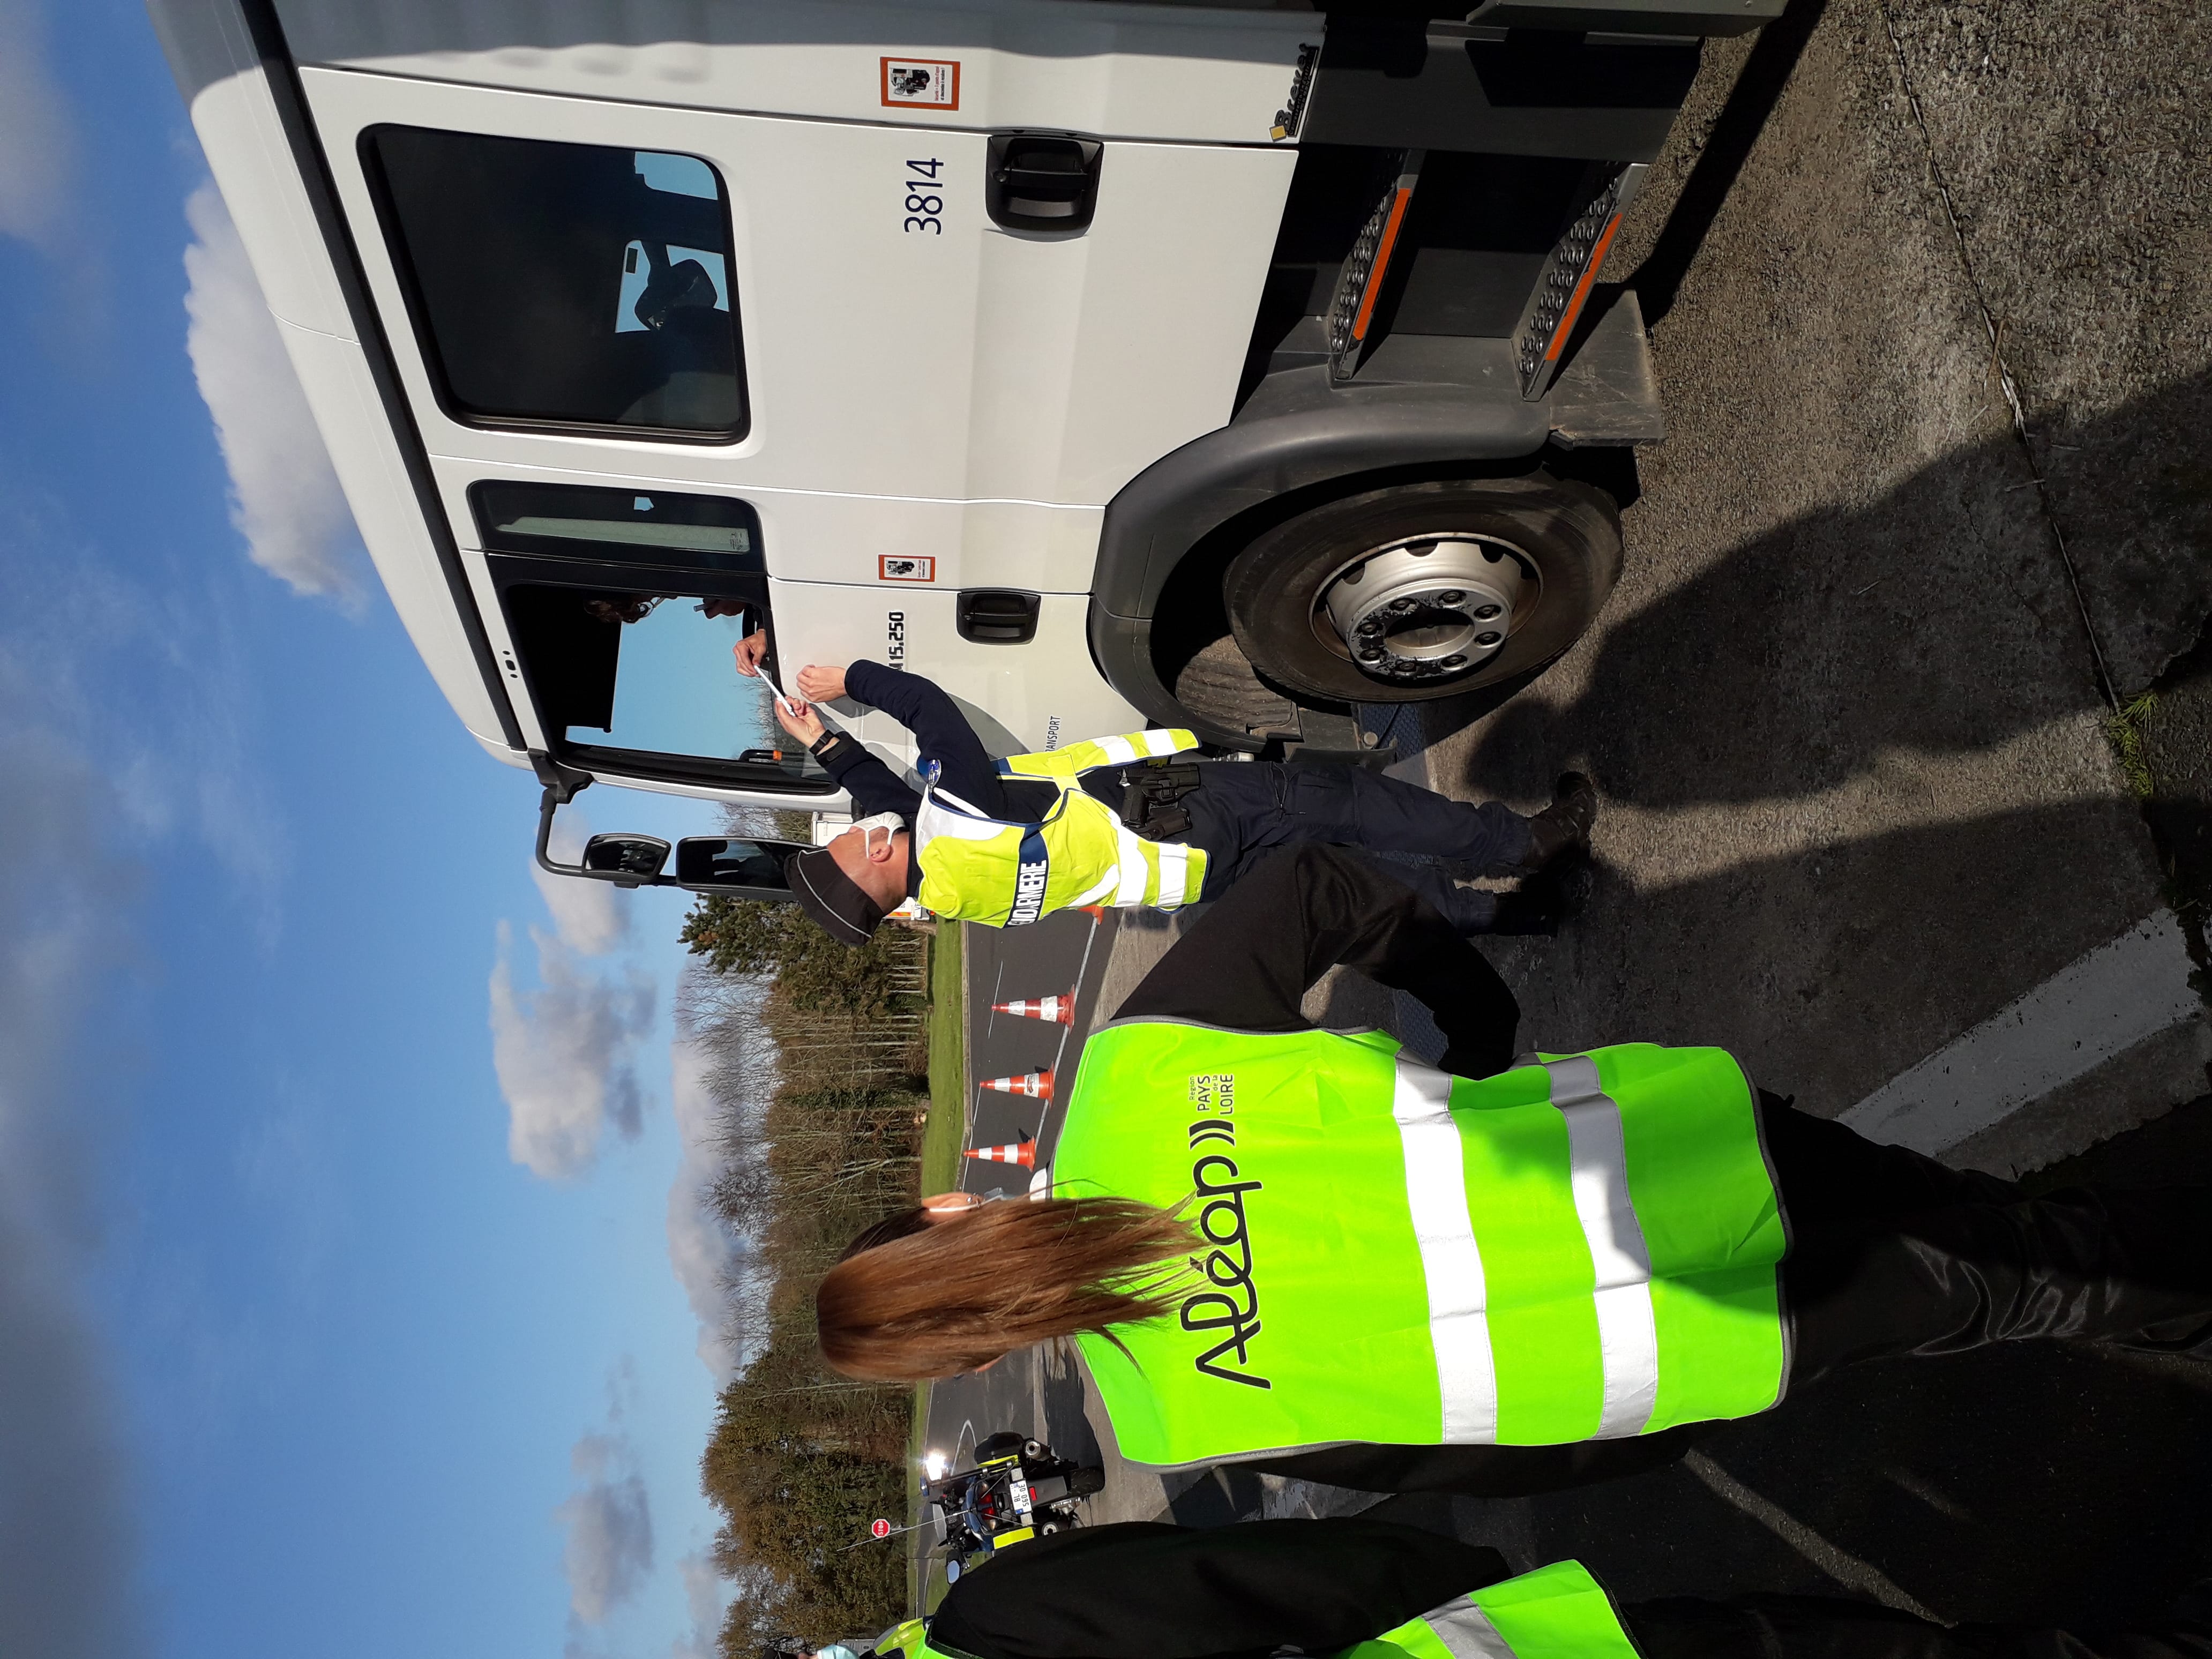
1180;761;1534;933
1765;1101;2212;1384
1629;1594;2212;1659
1253;1102;2212;1497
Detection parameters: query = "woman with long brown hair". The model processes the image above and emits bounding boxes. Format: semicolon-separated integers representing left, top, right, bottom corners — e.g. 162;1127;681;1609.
819;845;2212;1496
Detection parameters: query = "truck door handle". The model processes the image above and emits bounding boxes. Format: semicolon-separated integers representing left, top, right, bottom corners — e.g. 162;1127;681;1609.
985;134;1103;233
957;589;1042;645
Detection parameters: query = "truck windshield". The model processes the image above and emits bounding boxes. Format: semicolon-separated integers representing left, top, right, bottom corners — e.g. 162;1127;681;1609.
364;128;747;438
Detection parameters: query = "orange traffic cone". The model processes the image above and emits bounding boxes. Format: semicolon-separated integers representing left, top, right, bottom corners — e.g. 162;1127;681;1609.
979;1069;1054;1102
965;1139;1037;1169
994;992;1074;1025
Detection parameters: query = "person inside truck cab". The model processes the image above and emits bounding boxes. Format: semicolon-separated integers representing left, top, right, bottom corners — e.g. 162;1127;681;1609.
729;631;1598;944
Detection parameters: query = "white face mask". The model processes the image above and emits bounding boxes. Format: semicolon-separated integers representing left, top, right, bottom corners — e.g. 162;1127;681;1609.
850;811;904;856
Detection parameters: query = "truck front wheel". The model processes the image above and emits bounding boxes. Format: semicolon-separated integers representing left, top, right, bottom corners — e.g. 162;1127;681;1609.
1223;474;1623;705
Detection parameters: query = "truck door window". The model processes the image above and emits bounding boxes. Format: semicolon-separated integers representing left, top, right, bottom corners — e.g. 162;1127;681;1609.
363;129;748;440
503;582;828;793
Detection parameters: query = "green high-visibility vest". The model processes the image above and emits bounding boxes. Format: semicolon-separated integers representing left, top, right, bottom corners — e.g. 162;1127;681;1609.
1053;1025;1788;1467
1351;1563;1643;1659
911;730;1209;928
875;1618;932;1659
880;1561;1639;1659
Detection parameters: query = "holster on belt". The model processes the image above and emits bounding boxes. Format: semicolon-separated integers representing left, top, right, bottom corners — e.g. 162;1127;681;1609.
1119;760;1203;842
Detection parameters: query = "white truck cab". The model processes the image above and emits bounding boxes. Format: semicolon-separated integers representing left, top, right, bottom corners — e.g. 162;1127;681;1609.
151;0;1778;892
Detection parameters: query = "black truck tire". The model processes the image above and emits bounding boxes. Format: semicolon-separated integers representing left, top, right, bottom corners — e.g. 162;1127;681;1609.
1222;474;1623;704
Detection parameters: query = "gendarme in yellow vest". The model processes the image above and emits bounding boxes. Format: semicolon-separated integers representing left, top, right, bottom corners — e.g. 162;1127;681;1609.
1052;1029;1789;1468
911;730;1209;928
877;1560;1640;1659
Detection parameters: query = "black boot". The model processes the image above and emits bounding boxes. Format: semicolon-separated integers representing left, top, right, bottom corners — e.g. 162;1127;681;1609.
1522;772;1599;871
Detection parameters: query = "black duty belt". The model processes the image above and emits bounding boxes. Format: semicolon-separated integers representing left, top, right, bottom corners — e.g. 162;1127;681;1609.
1118;760;1204;841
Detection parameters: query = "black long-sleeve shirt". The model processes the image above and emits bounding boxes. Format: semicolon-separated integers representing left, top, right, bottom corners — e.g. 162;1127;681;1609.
926;1518;1507;1659
928;1519;2182;1659
1099;843;1718;1497
810;661;1064;899
1113;841;1520;1079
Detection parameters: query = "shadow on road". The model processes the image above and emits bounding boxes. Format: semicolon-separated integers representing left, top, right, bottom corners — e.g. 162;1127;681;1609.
1628;0;1830;328
1450;370;2212;814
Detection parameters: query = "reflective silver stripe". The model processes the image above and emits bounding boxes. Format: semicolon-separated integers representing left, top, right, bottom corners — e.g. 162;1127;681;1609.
1545;1056;1661;1438
913;792;1013;851
1154;842;1189;908
1113;839;1150;905
1142;729;1182;757
1392;1057;1498;1440
1097;734;1139;765
1071;868;1121;906
1421;1597;1519;1659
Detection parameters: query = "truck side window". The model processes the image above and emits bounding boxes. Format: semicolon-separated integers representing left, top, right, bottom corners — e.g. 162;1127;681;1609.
505;585;821;786
363;129;748;439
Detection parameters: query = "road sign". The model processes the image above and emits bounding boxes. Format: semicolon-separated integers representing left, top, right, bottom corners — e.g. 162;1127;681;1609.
870;1518;892;1540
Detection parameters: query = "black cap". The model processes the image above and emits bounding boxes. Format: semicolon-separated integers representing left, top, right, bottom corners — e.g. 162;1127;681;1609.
784;849;886;946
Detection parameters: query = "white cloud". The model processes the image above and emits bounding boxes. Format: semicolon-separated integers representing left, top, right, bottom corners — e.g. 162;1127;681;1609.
670;1552;731;1659
182;181;362;603
490;922;655;1180
0;0;76;251
532;819;633;957
666;1037;744;1379
555;1431;655;1625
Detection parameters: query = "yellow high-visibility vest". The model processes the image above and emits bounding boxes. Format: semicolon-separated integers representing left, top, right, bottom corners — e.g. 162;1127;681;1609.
912;730;1209;928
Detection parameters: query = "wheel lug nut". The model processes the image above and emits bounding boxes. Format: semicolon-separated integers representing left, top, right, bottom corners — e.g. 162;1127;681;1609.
1475;631;1503;647
1440;654;1467;668
1358;647;1385;662
1473;603;1502;619
1436;590;1466;605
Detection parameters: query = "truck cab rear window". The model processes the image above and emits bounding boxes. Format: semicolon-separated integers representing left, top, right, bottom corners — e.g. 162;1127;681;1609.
364;128;748;440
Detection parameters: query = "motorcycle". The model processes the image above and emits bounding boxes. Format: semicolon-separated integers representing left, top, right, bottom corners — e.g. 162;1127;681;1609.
923;1432;1103;1576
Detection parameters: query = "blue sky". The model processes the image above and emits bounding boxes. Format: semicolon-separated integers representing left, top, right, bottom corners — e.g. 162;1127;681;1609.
0;4;749;1656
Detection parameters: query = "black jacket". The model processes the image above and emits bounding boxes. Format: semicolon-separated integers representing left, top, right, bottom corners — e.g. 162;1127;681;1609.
809;661;1066;900
928;1517;1508;1659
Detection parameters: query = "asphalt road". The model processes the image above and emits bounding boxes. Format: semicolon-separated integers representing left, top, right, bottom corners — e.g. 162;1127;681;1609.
952;908;1115;1198
916;0;2212;1623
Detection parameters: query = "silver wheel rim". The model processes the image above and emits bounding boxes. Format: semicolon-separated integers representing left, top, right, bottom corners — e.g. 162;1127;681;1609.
1315;533;1534;686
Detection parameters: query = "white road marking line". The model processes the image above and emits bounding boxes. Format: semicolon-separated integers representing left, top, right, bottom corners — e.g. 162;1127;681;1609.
1684;1451;1942;1620
1842;911;2203;1154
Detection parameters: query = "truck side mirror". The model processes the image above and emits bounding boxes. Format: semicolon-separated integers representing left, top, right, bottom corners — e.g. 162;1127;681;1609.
674;836;808;896
534;782;805;901
581;833;671;885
